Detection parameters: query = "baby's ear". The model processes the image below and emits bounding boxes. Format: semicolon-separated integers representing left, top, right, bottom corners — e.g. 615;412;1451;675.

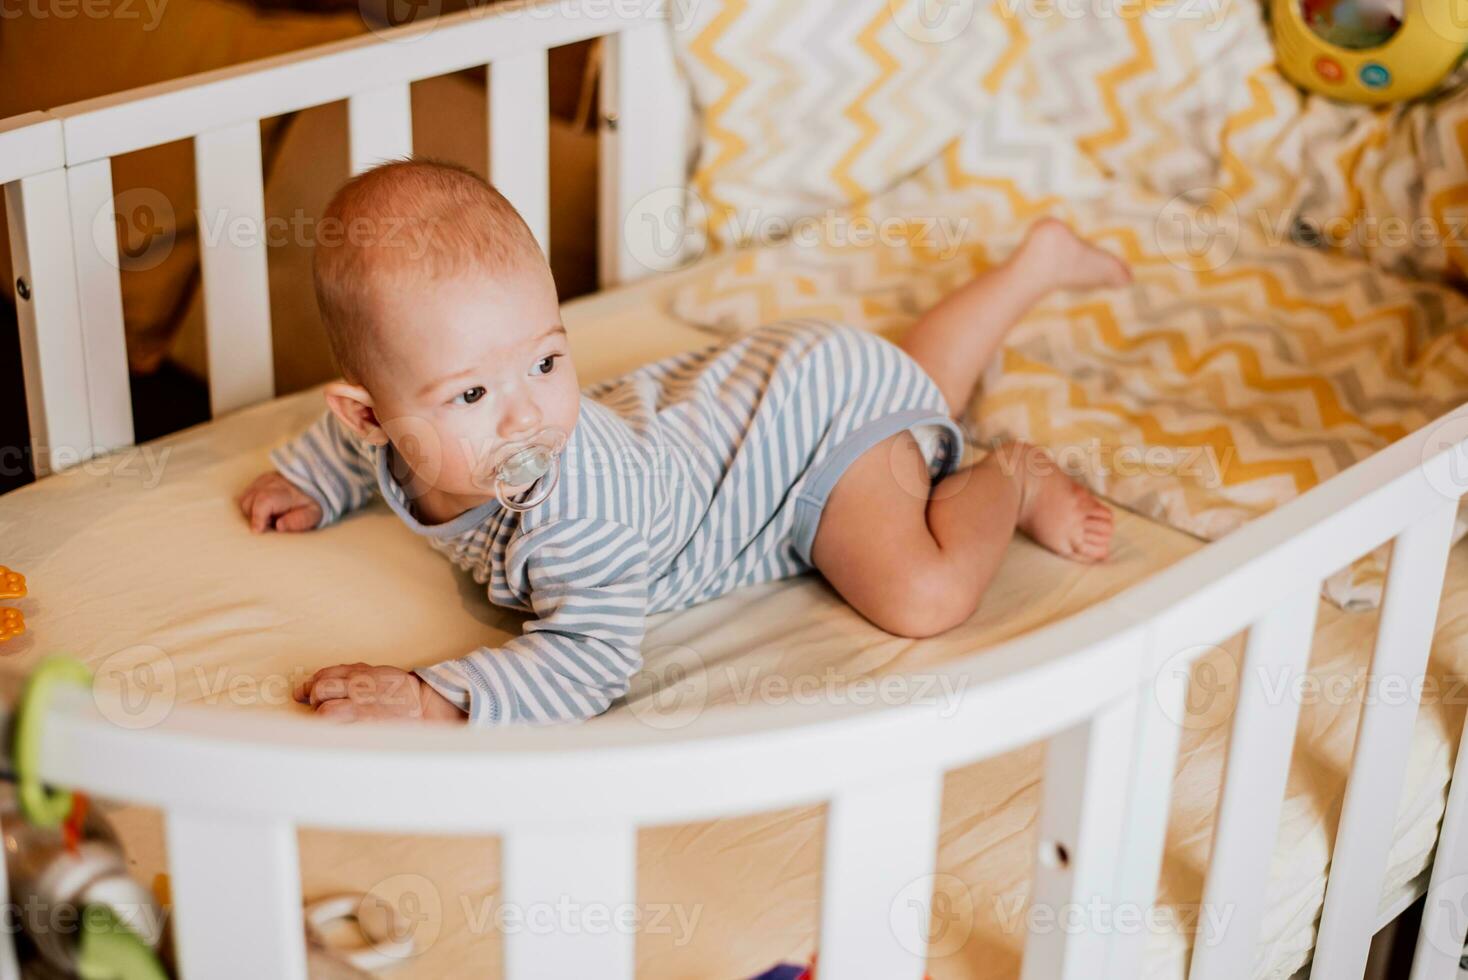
324;381;389;446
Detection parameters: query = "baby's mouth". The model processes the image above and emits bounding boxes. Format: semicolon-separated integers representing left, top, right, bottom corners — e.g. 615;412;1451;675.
484;428;568;512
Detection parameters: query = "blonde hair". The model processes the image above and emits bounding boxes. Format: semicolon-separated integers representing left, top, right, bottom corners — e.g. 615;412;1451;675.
312;158;548;384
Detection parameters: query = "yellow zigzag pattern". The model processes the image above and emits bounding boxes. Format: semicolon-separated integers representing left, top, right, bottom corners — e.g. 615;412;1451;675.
686;0;750;251
988;349;1326;492
666;0;1468;608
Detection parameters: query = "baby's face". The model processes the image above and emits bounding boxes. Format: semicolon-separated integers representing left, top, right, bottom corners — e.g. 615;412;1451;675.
364;267;580;502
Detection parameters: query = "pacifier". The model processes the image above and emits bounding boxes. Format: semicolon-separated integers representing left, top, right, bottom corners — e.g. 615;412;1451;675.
491;427;567;512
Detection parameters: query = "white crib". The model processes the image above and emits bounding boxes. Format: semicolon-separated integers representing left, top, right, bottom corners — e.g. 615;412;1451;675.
4;1;1468;977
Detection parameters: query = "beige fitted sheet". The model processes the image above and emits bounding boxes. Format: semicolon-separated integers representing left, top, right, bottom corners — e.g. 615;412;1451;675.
1;260;1465;979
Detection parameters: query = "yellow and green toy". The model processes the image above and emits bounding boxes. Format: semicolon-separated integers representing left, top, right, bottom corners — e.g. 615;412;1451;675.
1273;0;1468;103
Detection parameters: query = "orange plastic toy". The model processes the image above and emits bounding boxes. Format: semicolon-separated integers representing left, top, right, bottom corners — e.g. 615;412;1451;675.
0;565;27;642
0;566;25;600
0;608;24;642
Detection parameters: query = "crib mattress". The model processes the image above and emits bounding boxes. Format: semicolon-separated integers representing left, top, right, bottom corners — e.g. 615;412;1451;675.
2;265;1466;979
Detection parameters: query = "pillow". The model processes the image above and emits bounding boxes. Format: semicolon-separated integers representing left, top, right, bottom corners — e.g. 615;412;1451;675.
668;0;1014;251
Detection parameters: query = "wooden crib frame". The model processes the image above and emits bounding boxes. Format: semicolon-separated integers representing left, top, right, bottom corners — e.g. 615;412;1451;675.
5;1;1468;977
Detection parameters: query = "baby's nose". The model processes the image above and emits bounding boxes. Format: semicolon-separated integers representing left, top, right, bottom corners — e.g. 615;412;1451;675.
498;397;543;439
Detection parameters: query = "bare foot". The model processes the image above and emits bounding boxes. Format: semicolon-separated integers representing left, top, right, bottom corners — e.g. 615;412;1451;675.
1016;217;1132;291
996;441;1113;563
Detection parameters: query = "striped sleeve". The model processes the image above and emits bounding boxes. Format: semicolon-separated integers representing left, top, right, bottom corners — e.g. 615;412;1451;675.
268;409;379;528
415;519;651;726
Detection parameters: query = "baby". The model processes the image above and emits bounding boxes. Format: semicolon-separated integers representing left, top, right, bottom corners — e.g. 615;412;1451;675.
238;160;1128;726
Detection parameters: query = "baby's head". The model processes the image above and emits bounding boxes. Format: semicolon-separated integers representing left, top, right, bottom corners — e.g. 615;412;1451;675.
314;159;579;506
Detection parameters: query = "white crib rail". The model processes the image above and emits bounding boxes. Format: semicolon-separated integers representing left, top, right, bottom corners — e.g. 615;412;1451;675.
12;405;1466;978
2;0;689;471
5;5;1468;972
2;113;94;479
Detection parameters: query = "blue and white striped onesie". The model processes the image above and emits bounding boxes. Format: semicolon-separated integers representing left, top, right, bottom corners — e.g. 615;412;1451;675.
271;320;964;725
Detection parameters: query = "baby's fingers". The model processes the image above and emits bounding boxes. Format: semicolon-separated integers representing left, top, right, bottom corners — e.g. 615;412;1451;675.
296;663;358;704
316;699;410;724
245;487;302;533
237;472;278;513
274;503;322;533
316;699;358;722
249;494;282;533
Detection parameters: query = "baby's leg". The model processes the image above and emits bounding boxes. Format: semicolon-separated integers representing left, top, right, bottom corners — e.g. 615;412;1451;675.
901;218;1130;415
811;432;1112;638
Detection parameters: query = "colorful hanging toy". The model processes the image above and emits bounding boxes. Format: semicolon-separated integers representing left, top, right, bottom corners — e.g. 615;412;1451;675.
1272;0;1468;103
8;656;169;979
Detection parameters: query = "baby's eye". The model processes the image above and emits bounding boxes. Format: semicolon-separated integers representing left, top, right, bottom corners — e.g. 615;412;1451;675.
532;355;560;376
453;386;487;406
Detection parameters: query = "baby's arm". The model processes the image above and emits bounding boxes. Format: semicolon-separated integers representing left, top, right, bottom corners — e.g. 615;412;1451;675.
240;410;379;532
415;519;652;725
296;519;651;724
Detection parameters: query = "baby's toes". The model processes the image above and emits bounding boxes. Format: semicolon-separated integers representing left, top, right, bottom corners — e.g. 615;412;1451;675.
1080;516;1113;562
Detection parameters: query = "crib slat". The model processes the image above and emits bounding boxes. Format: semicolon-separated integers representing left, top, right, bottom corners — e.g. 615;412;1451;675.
818;772;944;979
598;24;689;287
1410;698;1468;980
195;122;275;417
1105;655;1188;980
6;165;93;477
64;157;135;456
167;812;306;979
489;51;550;257
348;84;412;175
501;825;636;980
1190;584;1320;980
1022;692;1139;980
1311;499;1459;979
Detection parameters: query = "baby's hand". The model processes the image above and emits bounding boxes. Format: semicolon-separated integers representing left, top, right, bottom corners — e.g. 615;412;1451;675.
295;663;467;724
238;472;322;533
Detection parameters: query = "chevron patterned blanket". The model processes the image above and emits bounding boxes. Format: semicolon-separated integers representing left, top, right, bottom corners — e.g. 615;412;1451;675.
660;0;1468;608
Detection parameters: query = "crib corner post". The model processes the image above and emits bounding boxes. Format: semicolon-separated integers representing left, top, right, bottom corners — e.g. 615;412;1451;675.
2;114;93;479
